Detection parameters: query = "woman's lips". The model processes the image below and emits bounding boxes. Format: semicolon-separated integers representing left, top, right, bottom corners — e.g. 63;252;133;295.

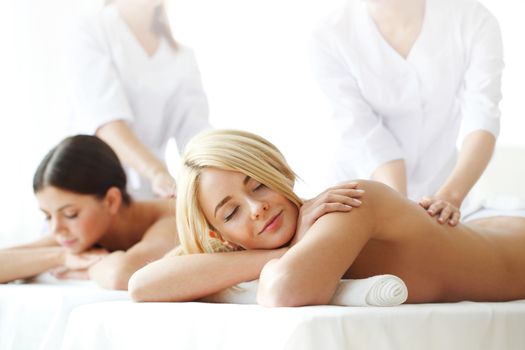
60;238;78;247
259;211;283;234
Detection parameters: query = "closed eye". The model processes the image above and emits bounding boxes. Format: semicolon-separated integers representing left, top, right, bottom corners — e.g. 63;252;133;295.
64;213;78;219
253;183;266;191
224;206;239;222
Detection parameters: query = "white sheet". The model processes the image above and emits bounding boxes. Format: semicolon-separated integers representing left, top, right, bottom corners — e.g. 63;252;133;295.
61;300;525;350
0;274;129;350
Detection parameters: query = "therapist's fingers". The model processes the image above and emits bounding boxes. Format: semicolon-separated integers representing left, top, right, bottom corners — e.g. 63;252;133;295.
448;210;461;226
438;206;453;224
427;201;446;216
418;196;433;209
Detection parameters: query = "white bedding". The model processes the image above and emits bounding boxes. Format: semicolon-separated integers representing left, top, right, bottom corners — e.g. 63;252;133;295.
0;274;129;350
61;300;525;350
2;146;524;350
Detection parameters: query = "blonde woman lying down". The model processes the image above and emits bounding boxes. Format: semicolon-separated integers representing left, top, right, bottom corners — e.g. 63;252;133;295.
129;129;525;306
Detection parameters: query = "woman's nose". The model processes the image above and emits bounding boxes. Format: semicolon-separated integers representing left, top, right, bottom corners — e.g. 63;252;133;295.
50;218;66;235
249;199;269;220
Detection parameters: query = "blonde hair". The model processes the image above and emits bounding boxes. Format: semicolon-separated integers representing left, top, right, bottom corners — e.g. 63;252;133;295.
105;0;177;49
175;129;303;255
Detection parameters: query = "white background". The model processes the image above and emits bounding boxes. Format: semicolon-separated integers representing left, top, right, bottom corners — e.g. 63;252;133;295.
0;0;523;246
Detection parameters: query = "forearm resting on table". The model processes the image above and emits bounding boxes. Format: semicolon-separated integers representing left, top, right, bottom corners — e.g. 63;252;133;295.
0;247;63;283
129;248;287;302
88;251;138;290
436;130;495;205
96;120;169;181
372;159;407;196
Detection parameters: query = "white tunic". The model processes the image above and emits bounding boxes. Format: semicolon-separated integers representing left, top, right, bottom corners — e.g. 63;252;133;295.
64;5;210;198
310;0;503;200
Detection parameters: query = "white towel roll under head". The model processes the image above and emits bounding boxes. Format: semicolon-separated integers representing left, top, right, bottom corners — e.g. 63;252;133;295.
202;275;408;307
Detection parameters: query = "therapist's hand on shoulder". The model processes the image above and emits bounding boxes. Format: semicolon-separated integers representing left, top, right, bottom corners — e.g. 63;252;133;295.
419;195;461;226
152;170;177;198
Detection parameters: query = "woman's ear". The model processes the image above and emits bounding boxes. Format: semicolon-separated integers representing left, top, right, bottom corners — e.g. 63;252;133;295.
104;187;123;215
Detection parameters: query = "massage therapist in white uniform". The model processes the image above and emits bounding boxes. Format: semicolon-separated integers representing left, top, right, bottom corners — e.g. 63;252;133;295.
310;0;503;225
64;0;210;199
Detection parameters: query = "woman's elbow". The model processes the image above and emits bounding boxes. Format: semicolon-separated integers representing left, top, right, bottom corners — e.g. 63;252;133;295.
257;279;302;307
127;270;148;302
95;265;131;291
257;259;329;307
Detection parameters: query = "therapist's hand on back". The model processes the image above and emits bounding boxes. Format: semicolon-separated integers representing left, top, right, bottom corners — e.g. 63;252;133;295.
419;195;461;226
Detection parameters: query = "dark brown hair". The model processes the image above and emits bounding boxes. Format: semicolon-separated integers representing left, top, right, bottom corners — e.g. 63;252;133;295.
33;135;131;205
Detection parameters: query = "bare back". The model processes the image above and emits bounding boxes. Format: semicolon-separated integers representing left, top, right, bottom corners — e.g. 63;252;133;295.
97;199;175;252
342;182;525;303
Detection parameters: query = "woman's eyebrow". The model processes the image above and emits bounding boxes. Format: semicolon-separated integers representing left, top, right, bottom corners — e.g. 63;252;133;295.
40;204;74;214
214;196;232;218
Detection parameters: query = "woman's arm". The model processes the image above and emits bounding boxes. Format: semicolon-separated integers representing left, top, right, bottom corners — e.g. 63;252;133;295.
372;159;407;196
128;248;287;302
88;216;178;290
257;181;391;307
64;18;176;198
96;121;176;197
0;247;63;283
420;131;496;225
292;181;365;244
0;235;109;283
0;235;62;282
419;6;503;225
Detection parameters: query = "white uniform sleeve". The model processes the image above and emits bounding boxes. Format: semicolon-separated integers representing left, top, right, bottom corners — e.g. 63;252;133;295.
458;6;503;142
168;50;211;152
310;33;404;178
65;17;133;134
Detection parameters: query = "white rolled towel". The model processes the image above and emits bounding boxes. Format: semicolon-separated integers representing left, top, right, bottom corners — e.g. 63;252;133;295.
201;274;408;307
330;275;408;306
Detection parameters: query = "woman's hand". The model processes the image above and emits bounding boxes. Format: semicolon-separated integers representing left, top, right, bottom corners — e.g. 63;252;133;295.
419;196;461;226
63;248;109;270
50;267;90;280
291;182;364;245
152;170;177;198
52;248;109;280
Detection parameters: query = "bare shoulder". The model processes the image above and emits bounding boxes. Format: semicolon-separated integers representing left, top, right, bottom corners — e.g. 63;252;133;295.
133;198;176;220
353;179;418;217
302;180;398;241
142;216;177;241
330;180;436;241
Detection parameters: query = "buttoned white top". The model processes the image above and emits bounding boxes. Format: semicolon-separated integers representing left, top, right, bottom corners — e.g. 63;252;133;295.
64;5;210;198
311;0;503;200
